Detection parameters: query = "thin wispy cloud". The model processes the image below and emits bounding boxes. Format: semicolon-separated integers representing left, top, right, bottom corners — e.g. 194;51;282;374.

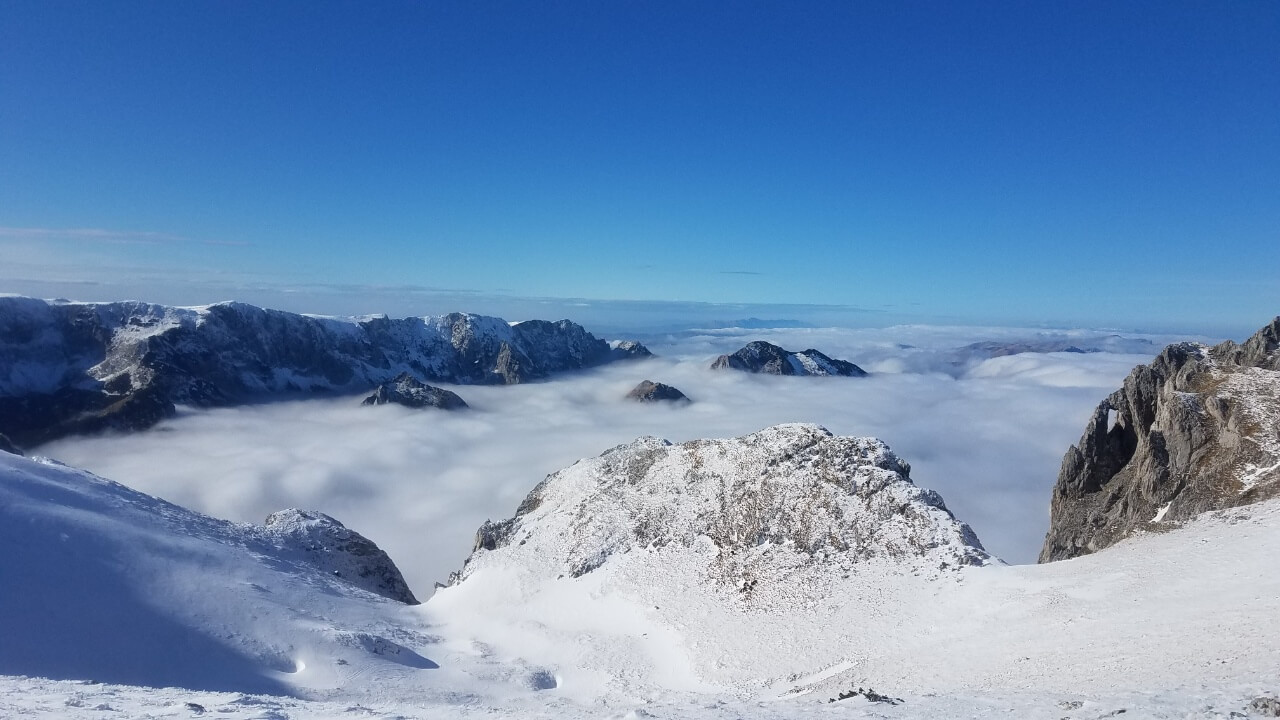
0;226;248;247
719;270;764;276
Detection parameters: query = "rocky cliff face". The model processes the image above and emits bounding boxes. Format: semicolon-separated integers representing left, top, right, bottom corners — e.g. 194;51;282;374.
0;297;644;445
454;424;990;595
710;340;866;377
1040;317;1280;562
259;509;419;604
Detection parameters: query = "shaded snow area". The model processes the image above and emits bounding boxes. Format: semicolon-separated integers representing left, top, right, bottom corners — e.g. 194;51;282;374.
4;437;1280;718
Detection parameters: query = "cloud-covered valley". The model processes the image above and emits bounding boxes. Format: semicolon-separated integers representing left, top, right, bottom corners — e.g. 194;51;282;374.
36;324;1202;595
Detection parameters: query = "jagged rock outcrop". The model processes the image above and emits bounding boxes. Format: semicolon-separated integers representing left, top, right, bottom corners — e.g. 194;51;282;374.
260;509;419;604
453;424;990;593
362;373;468;410
625;380;689;403
1040;317;1280;562
0;433;20;456
710;341;866;377
0;297;643;445
609;340;653;360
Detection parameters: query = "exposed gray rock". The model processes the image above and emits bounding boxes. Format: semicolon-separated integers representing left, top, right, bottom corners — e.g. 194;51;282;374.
362;373;467;410
260;509;419;605
0;433;20;456
1249;696;1280;717
1040;317;1280;562
625;380;690;403
0;297;645;445
710;341;866;377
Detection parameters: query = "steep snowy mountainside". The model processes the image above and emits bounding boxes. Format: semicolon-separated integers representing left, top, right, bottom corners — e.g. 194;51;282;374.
0;296;650;446
1042;316;1280;561
0;451;431;694
710;340;866;376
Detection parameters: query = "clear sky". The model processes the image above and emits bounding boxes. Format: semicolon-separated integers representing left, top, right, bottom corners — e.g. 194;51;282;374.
2;1;1277;334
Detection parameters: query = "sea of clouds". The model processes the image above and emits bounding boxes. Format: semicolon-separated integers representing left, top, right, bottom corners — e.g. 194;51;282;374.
38;324;1206;595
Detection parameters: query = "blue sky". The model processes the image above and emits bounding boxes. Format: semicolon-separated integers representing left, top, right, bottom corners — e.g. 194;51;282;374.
1;1;1277;334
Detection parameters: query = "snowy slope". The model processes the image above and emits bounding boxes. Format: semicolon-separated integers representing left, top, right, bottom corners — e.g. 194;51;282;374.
0;451;439;695
3;430;1280;718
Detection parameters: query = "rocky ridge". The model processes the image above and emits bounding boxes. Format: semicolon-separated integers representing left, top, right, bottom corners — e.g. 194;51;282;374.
710;340;866;377
0;297;648;445
260;509;419;604
362;373;468;410
455;424;990;598
1040;317;1280;562
625;380;690;403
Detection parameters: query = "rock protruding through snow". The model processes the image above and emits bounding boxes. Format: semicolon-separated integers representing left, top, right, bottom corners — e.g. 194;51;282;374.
1040;316;1280;562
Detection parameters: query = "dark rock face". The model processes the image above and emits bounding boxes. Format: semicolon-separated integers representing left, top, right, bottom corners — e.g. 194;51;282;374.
710;341;866;377
260;509;419;605
625;380;690;403
0;297;642;445
0;433;20;456
1040;317;1280;562
362;373;467;410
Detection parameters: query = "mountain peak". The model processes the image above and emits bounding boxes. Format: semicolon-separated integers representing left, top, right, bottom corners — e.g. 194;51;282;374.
454;424;990;598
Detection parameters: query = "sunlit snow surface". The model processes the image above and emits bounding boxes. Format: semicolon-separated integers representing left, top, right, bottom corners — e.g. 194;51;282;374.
2;449;1279;718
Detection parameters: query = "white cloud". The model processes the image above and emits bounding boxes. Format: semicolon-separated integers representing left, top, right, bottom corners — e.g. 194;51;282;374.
36;326;1172;595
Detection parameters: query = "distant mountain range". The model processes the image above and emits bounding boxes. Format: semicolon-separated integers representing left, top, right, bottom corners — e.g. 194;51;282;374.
0;297;650;447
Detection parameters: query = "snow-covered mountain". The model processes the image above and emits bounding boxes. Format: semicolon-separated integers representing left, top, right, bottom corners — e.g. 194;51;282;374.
711;340;866;376
1041;316;1280;561
0;297;650;446
455;424;990;592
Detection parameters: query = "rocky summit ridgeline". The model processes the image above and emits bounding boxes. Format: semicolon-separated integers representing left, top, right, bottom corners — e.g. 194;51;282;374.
0;297;650;446
454;424;990;595
362;372;468;410
710;340;866;377
1040;317;1280;562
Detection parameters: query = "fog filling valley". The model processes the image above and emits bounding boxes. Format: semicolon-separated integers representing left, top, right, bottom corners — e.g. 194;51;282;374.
37;324;1203;594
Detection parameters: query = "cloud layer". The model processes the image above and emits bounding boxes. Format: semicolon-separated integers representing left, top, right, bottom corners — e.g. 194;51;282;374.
38;325;1176;595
